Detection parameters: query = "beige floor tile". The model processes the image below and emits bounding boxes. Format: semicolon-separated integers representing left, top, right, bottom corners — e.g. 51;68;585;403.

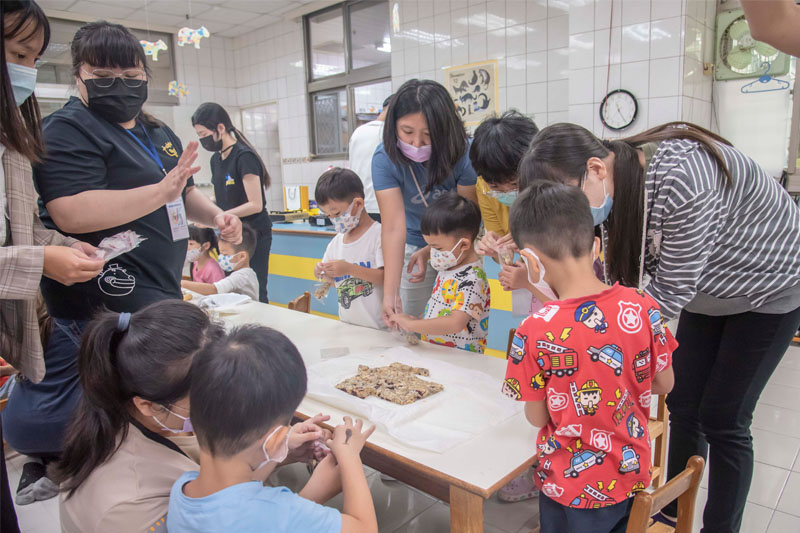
483;492;540;533
767;511;800;532
692;489;774;533
752;404;800;439
759;383;800;413
776;471;800;517
753;428;800;470
392;502;512;533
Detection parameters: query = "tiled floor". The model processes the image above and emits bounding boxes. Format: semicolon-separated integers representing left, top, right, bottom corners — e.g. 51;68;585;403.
6;344;800;532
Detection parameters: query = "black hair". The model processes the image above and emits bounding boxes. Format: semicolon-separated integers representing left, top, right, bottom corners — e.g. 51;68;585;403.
190;325;307;457
0;0;49;162
382;94;393;108
188;224;219;255
519;122;733;286
470;110;539;185
314;167;365;206
383;79;468;193
510;181;595;260
420;191;481;240
53;300;224;497
192;102;271;189
225;223;257;257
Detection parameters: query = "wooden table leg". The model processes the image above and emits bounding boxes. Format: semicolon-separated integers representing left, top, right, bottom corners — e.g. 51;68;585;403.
449;485;485;533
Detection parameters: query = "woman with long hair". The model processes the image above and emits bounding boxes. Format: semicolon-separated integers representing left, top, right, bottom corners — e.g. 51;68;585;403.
371;79;478;321
2;20;242;486
192;102;273;303
519;121;800;533
52;300;330;533
0;0;104;517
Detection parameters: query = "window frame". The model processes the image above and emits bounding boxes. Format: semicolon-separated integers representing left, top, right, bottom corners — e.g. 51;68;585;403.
304;0;391;160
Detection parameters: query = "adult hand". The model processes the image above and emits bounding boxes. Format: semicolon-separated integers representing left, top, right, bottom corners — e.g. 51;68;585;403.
158;141;201;203
326;417;375;460
496;232;518;253
498;261;530;292
318;260;351;279
407;246;429;283
43;246;105;285
382;291;402;327
215;212;242;244
477;231;500;258
285;414;333;464
71;240;100;259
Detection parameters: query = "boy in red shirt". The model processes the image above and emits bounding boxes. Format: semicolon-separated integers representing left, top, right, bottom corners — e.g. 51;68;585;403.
503;182;676;532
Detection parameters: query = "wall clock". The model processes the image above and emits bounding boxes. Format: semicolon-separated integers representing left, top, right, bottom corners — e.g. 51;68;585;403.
599;89;638;131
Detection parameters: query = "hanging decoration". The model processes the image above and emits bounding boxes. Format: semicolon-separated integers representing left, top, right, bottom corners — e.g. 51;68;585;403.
140;39;168;61
177;26;210;49
168;81;189;97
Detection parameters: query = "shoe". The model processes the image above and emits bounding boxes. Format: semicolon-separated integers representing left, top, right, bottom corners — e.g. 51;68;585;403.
651;511;677;528
15;461;45;506
498;467;540;502
31;476;59;502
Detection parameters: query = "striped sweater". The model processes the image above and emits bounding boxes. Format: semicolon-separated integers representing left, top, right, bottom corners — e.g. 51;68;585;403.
642;139;800;319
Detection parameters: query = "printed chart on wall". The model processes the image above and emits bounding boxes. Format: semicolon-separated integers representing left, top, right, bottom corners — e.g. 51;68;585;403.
446;59;498;126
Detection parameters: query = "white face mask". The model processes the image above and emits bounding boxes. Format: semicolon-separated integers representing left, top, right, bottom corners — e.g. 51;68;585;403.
254;425;292;471
185;248;202;263
151;405;193;434
520;248;558;301
217;253;239;273
429;239;465;271
330;199;362;234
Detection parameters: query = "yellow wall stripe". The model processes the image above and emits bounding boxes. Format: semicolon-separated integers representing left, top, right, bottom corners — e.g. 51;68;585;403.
269;253;514;313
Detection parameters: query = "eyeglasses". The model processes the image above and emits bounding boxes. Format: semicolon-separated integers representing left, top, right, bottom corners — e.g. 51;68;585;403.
484;188;518;198
81;68;147;88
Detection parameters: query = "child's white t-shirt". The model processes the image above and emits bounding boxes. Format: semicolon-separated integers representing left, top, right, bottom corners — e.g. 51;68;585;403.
422;260;491;353
214;267;259;301
322;222;385;329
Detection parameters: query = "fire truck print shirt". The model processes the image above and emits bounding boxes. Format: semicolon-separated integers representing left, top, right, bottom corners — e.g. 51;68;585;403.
422;261;490;353
503;283;677;508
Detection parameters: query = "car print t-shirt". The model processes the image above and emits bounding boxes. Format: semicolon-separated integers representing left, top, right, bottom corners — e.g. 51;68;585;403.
422;261;490;353
322;222;385;329
503;283;677;508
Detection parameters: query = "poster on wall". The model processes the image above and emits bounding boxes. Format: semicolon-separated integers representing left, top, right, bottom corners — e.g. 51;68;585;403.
446;59;498;126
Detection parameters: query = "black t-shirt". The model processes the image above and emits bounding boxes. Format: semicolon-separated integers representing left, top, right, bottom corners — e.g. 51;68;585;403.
210;142;271;232
34;97;194;320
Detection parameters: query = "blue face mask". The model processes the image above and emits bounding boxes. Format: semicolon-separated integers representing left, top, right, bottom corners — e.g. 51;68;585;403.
583;174;613;226
7;63;37;107
496;191;518;206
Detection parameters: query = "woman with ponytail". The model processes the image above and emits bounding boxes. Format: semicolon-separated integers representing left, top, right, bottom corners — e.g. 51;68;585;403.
519;122;800;533
53;300;331;533
192;102;273;303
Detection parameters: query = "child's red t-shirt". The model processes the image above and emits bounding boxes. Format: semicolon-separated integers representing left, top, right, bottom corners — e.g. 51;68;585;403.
504;283;677;508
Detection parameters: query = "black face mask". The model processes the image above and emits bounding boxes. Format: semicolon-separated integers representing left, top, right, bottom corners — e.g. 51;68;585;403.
83;78;148;124
199;134;222;152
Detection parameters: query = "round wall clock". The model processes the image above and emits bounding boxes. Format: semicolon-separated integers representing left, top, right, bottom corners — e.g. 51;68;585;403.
599;89;638;131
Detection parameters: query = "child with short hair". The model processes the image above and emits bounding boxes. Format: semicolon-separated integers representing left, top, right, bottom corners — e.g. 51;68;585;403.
186;225;225;284
389;192;490;353
181;225;259;301
167;325;378;533
314;168;385;330
503;181;676;533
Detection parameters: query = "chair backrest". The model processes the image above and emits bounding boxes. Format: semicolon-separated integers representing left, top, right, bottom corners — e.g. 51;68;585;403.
625;456;705;533
288;291;311;314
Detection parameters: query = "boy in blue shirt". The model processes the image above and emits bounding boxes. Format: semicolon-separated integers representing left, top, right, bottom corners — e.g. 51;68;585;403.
167;325;377;533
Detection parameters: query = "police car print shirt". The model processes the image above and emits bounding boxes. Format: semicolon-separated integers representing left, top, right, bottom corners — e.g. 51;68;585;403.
503;283;677;508
422;261;490;353
34;97;192;319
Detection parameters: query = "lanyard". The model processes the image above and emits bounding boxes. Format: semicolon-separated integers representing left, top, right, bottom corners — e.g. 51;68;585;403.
408;165;429;207
125;125;166;176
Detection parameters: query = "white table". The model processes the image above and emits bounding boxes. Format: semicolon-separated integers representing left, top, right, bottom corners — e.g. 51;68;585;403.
222;302;539;532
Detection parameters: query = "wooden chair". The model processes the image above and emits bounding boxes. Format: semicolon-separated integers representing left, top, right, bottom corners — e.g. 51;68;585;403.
288;291;311;314
505;327;669;488
626;456;705;533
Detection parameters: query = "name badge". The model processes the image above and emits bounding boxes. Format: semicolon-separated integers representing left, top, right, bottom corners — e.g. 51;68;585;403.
166;198;189;241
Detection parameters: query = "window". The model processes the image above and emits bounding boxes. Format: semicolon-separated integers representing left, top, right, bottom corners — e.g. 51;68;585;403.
37;18;178;108
305;1;391;157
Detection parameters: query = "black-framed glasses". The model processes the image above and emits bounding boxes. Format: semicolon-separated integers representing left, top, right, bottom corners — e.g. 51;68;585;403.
81;68;147;88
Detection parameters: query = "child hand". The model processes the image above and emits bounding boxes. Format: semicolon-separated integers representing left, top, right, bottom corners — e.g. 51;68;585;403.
498;261;529;291
327;417;375;461
389;313;417;332
285;413;333;463
319;260;351;279
496;232;518;253
314;262;325;279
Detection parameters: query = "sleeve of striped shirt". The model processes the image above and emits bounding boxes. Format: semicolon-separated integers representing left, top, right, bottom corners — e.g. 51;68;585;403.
645;184;724;320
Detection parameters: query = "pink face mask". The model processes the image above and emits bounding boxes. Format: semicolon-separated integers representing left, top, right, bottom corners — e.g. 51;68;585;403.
397;139;432;163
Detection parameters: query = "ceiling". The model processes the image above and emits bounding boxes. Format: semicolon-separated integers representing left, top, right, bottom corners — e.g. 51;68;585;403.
36;0;322;37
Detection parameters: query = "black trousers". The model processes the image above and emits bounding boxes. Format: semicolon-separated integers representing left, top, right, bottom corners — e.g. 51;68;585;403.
539;493;633;533
664;306;800;533
0;420;20;533
248;227;272;304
